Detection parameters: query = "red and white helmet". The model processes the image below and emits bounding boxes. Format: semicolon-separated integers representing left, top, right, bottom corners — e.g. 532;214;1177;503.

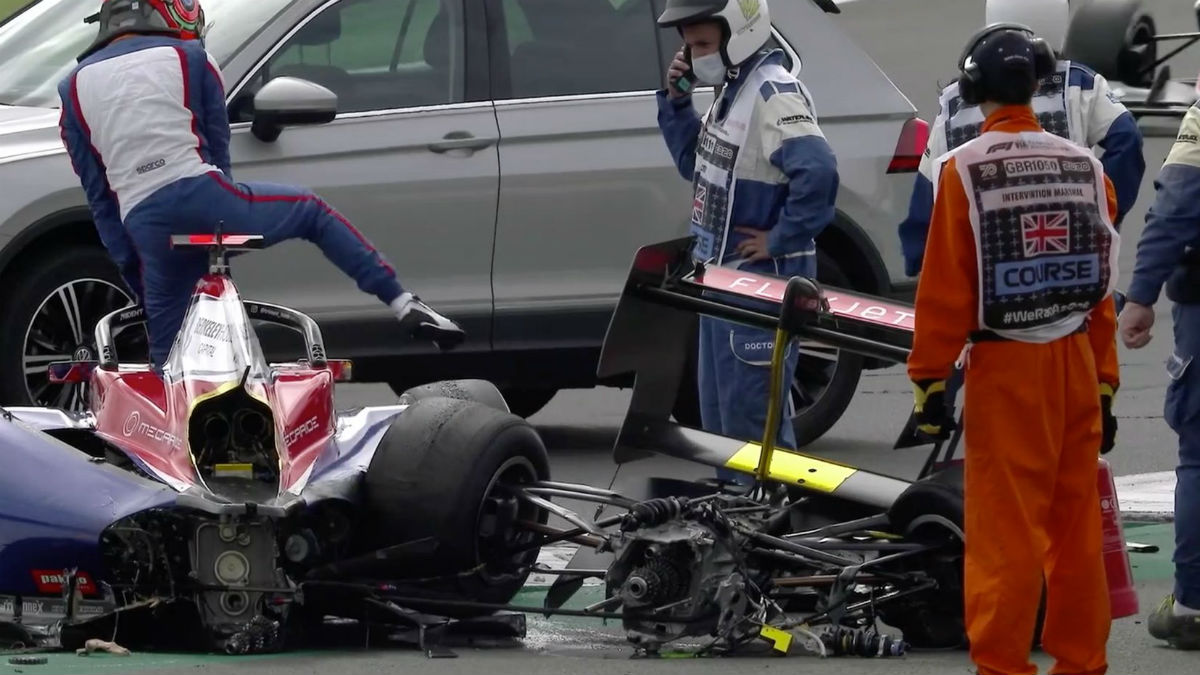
82;0;206;58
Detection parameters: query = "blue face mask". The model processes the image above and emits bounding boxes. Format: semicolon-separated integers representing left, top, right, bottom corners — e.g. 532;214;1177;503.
692;52;728;85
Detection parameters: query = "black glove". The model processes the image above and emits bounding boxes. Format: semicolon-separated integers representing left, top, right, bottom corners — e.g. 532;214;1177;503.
393;292;466;351
912;378;954;441
1100;382;1117;454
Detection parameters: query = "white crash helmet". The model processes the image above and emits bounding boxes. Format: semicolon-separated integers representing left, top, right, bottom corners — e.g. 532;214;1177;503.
985;0;1069;53
657;0;772;68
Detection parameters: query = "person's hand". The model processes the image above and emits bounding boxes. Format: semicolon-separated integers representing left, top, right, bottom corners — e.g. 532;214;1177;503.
1100;383;1117;454
667;48;690;99
734;227;771;262
912;379;954;440
1118;301;1155;349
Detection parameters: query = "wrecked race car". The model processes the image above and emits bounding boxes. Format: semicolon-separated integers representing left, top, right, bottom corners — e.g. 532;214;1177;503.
0;234;1137;660
0;233;549;655
419;237;1136;659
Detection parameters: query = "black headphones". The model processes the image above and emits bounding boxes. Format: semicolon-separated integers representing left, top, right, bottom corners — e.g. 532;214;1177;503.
957;22;1056;105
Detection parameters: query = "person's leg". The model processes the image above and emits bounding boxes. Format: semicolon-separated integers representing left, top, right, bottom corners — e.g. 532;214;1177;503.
1148;303;1200;649
205;173;403;304
721;322;798;448
961;340;1061;675
123;181;213;368
198;173;462;349
1040;334;1109;675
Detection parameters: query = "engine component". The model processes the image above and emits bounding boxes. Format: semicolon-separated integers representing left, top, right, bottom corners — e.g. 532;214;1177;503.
191;519;289;650
223;615;282;655
819;625;908;657
606;497;757;654
621;497;690;531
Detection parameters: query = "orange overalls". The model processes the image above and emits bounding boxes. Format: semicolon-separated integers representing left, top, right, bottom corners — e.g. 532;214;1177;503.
909;105;1120;675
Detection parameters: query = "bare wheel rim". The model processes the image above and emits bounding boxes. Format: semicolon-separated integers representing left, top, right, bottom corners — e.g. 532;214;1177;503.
476;455;541;584
21;278;140;411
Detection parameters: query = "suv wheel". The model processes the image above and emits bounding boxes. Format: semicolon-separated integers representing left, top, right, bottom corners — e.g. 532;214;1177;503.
789;250;865;446
672;249;865;447
0;246;145;410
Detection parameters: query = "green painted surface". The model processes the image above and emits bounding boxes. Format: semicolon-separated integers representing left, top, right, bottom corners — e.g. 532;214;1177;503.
1125;523;1178;583
0;0;28;22
3;651;288;675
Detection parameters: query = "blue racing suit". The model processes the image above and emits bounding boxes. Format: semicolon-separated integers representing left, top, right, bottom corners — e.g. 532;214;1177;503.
57;35;403;367
657;49;839;481
1125;103;1200;611
898;60;1144;278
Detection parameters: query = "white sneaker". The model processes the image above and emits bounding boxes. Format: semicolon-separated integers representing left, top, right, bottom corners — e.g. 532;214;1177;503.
391;292;465;351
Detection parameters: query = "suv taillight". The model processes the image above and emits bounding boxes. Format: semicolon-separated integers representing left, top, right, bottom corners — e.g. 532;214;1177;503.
887;117;929;174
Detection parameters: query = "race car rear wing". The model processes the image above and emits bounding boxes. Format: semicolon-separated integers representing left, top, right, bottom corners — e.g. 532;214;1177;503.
597;237;922;509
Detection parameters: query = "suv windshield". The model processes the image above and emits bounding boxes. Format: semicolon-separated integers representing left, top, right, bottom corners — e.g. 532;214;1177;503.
0;0;295;108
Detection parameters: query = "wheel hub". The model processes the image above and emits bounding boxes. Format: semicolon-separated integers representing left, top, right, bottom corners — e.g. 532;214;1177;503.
22;277;139;411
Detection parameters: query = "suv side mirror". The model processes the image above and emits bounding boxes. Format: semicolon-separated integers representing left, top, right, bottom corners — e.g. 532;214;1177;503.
249;77;338;143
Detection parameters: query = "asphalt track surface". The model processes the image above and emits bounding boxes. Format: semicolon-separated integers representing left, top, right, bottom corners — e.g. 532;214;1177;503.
8;0;1200;672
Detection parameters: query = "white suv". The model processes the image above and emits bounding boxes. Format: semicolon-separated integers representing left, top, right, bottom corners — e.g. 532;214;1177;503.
0;0;924;445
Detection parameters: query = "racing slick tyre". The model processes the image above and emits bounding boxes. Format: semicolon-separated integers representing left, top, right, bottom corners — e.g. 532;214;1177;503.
1062;0;1157;88
0;245;143;411
397;378;511;413
671;249;864;447
880;466;1047;651
362;396;550;617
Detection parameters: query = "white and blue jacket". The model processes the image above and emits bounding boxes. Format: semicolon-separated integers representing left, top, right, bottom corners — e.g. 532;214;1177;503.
898;60;1144;277
57;35;230;301
656;49;839;278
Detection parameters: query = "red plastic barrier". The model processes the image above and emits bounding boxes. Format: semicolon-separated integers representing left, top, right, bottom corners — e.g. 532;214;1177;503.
1098;457;1139;619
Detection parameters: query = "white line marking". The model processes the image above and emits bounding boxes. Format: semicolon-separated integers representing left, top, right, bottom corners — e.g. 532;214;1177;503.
1116;471;1176;520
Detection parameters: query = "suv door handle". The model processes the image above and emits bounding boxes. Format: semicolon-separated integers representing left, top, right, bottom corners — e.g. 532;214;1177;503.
428;131;495;154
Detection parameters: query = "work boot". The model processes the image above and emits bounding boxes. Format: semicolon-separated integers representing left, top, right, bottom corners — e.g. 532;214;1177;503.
391;292;465;351
1147;594;1200;650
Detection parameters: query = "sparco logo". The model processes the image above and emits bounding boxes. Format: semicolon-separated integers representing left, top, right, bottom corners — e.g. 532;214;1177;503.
136;158;166;174
284;415;321;447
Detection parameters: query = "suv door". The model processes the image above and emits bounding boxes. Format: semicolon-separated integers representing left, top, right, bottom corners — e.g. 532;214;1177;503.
224;0;498;350
485;0;681;349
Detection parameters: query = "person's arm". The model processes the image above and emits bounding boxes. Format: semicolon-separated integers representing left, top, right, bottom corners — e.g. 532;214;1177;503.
1126;105;1200;308
1075;64;1144;226
897;108;949;277
907;156;977;384
200;48;232;177
656;90;701;181
57;76;142;303
1088;175;1121;389
757;88;839;256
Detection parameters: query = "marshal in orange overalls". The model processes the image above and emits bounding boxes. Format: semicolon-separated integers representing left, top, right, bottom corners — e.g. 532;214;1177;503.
909;105;1120;675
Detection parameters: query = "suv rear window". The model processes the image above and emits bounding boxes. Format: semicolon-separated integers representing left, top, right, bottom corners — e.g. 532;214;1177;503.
495;0;663;99
232;0;462;120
